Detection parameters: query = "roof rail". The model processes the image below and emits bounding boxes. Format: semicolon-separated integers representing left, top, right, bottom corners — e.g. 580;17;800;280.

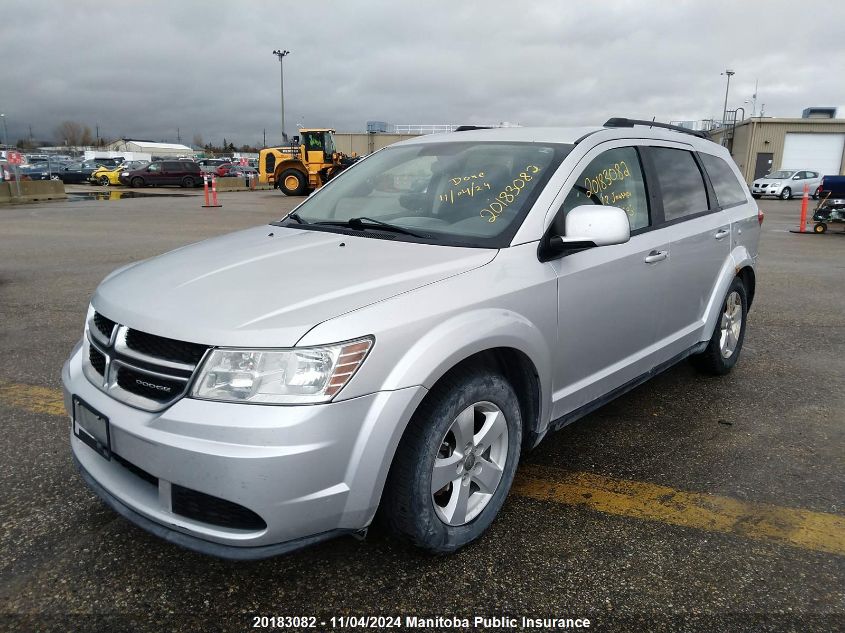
603;118;709;139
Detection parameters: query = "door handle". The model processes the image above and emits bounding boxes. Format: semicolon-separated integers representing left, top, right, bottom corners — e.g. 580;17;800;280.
644;250;668;264
714;229;730;240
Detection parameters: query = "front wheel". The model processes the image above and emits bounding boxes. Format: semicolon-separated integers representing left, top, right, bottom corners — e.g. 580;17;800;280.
813;187;821;200
780;187;792;200
814;222;828;234
690;277;748;375
130;177;144;188
278;169;307;196
752;194;761;199
380;368;522;553
98;176;110;187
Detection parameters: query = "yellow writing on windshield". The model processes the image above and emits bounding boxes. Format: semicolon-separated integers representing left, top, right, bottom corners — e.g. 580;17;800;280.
479;166;541;223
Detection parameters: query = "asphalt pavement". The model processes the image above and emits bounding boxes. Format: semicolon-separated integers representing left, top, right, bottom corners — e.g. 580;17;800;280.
0;187;842;632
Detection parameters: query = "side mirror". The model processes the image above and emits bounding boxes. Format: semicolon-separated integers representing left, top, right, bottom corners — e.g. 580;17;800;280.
541;205;630;260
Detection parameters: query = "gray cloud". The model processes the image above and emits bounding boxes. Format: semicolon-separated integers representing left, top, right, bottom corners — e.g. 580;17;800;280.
1;0;843;146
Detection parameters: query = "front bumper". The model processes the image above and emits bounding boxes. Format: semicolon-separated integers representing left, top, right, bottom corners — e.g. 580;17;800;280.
63;343;425;558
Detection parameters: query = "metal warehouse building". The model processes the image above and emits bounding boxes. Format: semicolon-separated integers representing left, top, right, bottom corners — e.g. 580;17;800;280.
710;118;845;183
103;139;195;158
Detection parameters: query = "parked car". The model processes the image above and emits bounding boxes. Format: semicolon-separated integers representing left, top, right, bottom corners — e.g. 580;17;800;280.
197;158;228;174
214;163;234;177
119;160;202;188
56;160;106;184
19;164;54;180
751;169;822;200
90;161;150;186
63;119;761;558
219;165;258;179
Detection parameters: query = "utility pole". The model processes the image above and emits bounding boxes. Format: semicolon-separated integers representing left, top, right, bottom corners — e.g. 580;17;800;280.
0;114;8;149
721;69;735;126
272;49;290;143
263;128;266;148
95;124;99;147
177;127;181;143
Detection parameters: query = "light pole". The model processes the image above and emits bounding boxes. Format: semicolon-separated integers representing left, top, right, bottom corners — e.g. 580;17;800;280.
0;113;8;149
721;69;735;126
272;49;290;144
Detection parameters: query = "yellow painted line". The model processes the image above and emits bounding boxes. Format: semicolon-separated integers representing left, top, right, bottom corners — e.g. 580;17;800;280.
2;381;843;556
0;382;66;417
514;464;845;556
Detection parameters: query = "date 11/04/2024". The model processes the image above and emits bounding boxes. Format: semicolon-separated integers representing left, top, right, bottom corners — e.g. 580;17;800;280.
480;165;542;223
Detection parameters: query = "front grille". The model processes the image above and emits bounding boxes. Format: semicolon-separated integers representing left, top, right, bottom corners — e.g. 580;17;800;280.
93;312;116;339
125;329;208;365
84;314;211;411
116;365;184;403
171;485;266;531
89;345;106;376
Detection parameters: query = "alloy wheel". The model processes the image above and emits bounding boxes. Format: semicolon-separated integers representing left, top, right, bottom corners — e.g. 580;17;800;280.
431;401;509;526
719;290;743;358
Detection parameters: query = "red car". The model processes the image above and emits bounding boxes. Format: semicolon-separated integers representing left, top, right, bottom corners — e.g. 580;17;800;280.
214;163;233;177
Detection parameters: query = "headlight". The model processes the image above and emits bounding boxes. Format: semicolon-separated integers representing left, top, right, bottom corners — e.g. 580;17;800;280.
191;337;373;404
121;172;129;177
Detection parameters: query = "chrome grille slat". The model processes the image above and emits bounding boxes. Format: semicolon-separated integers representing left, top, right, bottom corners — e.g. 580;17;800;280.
83;311;210;412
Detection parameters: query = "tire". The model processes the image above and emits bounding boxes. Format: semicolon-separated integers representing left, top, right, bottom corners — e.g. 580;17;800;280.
181;176;195;188
752;194;761;199
278;169;307;196
690;277;748;376
780;187;791;200
813;187;820;200
380;368;522;553
98;176;110;187
130;177;144;188
814;222;827;234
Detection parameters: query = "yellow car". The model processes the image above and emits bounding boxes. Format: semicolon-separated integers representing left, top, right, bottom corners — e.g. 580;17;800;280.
90;161;148;186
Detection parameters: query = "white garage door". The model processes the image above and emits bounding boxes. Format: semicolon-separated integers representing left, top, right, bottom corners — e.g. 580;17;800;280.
782;133;845;176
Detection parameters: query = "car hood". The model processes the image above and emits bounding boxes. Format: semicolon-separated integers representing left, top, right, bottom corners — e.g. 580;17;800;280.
92;226;497;347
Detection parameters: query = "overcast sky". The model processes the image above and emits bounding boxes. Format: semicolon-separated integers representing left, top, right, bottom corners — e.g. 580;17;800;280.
2;0;844;147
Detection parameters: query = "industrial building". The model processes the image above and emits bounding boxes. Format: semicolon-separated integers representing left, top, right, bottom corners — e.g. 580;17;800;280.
709;115;845;183
103;139;195;158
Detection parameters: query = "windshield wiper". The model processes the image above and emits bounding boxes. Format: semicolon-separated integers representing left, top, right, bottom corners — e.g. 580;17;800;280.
313;216;427;238
285;211;308;224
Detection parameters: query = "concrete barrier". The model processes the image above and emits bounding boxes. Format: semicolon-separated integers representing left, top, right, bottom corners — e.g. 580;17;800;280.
214;177;272;192
0;180;67;204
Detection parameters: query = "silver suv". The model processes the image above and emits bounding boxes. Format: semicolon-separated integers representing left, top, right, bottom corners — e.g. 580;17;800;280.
62;119;761;558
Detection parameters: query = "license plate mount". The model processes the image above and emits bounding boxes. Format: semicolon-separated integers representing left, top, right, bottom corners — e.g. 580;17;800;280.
73;396;111;460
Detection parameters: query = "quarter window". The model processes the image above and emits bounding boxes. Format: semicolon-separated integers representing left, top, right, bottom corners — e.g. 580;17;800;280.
554;146;650;235
699;153;747;208
648;147;708;221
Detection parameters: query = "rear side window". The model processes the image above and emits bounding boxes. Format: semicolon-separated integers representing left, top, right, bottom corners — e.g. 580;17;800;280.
555;146;650;234
699;153;747;208
648;147;708;221
163;161;183;171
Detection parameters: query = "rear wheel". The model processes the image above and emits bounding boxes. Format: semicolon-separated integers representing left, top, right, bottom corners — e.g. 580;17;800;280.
278;169;307;196
813;187;820;200
814;222;828;234
690;277;747;375
181;176;195;188
380;368;522;553
130;177;144;188
780;187;792;200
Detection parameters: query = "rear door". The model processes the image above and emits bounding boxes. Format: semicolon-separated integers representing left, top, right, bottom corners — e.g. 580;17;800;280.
162;162;182;185
643;147;734;356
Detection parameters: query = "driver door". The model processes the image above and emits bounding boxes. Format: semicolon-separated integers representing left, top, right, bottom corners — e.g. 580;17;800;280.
546;143;670;419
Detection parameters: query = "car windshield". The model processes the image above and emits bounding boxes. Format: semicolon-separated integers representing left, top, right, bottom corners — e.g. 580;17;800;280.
767;170;794;179
277;141;569;247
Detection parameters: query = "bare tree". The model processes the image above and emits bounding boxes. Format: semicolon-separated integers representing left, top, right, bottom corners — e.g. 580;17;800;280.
80;125;94;146
54;120;85;146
